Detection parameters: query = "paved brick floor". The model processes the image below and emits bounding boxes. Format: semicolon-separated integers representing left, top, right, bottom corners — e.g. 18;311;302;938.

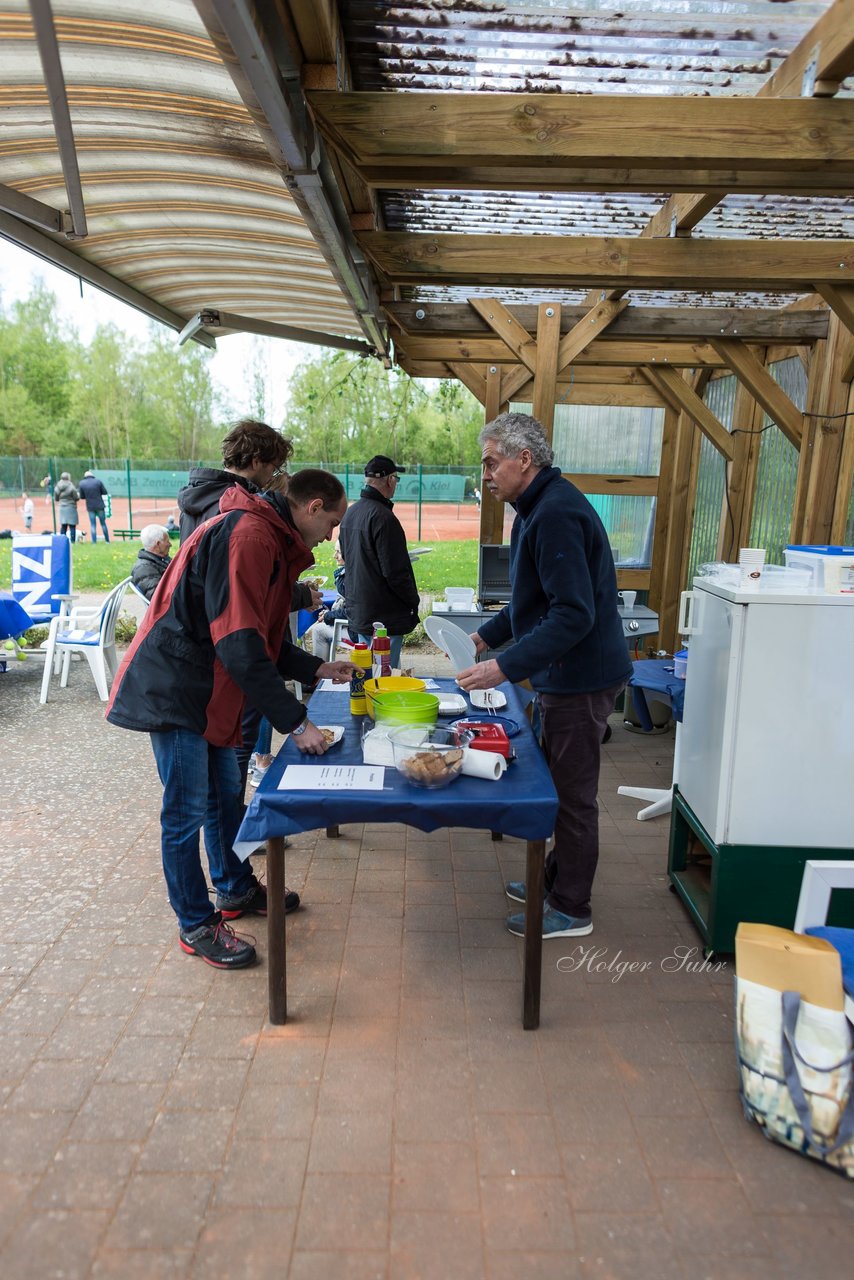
1;645;851;1278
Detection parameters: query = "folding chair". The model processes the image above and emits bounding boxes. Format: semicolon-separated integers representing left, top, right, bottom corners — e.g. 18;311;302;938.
40;577;131;703
794;860;854;1024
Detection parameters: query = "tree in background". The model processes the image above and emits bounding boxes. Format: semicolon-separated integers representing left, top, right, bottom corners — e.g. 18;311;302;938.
0;283;223;460
0;283;72;452
284;350;483;465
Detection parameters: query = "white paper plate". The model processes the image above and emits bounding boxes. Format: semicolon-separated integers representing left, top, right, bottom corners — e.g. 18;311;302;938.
424;615;477;674
437;693;467;716
316;725;344;746
470;689;507;710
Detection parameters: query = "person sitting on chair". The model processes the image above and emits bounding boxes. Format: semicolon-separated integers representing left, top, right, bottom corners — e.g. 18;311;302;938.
309;541;356;662
131;524;172;600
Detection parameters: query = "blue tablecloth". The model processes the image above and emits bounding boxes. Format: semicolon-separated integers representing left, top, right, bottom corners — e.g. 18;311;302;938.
295;589;337;639
235;679;558;852
0;591;33;642
628;658;686;730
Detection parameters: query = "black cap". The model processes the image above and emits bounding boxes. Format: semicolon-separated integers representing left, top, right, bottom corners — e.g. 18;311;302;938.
365;455;405;478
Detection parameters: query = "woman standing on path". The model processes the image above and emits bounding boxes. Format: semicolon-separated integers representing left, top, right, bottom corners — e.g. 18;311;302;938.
53;472;80;541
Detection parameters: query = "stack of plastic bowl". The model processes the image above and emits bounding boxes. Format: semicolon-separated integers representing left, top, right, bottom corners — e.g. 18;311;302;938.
443;587;475;611
364;676;426;722
371;691;440;727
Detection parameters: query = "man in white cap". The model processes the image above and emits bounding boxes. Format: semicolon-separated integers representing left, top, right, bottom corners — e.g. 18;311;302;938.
78;470;111;542
338;454;420;668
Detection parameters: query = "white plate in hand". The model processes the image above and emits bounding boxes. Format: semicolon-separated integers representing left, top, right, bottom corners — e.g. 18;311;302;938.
424;615;477;674
470;689;506;711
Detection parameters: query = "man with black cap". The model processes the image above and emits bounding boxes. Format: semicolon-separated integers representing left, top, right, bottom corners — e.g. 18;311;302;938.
338;455;420;669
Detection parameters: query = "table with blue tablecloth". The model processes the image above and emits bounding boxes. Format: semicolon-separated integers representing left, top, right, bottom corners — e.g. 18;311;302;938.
294;588;337;640
236;678;558;1029
618;658;686;820
0;591;33;641
627;658;686;731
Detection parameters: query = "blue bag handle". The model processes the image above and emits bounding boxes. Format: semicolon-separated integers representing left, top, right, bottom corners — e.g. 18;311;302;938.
781;990;854;1157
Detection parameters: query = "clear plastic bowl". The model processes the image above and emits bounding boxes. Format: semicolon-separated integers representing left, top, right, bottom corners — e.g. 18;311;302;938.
443;587;475;610
390;725;470;788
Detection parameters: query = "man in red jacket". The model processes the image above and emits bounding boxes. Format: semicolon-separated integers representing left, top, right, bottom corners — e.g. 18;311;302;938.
107;469;356;970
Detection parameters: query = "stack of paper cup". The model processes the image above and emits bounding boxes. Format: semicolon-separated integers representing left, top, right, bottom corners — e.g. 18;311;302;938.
738;547;766;585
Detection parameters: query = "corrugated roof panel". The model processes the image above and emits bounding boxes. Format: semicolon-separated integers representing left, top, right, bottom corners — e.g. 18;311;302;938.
341;1;850;97
0;0;362;339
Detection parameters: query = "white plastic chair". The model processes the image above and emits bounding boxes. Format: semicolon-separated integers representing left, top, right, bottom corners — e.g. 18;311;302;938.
794;860;854;1023
331;616;354;656
40;577;131;703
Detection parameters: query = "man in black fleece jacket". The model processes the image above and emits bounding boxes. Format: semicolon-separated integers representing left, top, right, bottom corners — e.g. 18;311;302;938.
457;412;631;940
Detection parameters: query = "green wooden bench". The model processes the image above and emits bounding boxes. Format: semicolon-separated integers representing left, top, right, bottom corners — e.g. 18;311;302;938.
114;529;140;541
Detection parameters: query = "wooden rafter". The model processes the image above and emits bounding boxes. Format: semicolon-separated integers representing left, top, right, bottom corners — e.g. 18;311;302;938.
394;338;728;368
358;233;854;291
642;367;735;462
307;91;854;194
385;304;829;344
708;339;805;449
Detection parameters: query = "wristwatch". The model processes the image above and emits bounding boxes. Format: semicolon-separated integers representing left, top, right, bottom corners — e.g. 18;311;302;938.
292;719;309;737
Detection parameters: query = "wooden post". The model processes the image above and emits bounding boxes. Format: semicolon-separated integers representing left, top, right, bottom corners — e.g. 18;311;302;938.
797;312;854;543
655;373;709;653
716;358;766;560
479;363;507;546
532;304;561;440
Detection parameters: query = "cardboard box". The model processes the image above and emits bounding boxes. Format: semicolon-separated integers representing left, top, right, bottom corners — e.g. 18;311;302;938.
735;922;844;1012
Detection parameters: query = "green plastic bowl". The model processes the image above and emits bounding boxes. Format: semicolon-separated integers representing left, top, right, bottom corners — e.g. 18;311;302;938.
371;690;440;726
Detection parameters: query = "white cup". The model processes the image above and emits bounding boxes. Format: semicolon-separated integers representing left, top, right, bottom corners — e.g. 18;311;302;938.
738;547;766;585
618;590;637;611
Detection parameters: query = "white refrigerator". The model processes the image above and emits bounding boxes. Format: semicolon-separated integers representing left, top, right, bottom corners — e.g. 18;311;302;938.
678;579;854;848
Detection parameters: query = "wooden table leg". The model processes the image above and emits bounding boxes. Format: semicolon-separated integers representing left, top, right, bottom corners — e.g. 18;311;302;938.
325;826;340;838
267;835;287;1024
522;838;545;1030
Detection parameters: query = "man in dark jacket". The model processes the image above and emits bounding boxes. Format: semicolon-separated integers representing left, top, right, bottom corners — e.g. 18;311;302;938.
78;470;111;542
131;525;171;600
107;470;356;970
457;413;631;941
338;455;420;668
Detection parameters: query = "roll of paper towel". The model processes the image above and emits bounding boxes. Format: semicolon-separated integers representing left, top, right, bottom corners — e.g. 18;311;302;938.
460;747;506;780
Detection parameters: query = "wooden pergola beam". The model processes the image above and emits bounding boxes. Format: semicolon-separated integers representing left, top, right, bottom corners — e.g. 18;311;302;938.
642;366;735;462
308;91;854;193
394;337;729;368
358;233;854;291
385;304;829;344
708;339;805;449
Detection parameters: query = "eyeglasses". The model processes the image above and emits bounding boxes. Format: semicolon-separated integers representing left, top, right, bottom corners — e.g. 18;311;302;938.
389;473;400;482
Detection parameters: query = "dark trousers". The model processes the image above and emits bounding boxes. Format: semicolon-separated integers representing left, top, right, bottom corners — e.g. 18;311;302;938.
235;703;264;800
539;683;624;918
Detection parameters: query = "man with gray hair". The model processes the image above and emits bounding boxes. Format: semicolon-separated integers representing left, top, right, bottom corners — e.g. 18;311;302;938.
457;412;631;939
132;524;172;600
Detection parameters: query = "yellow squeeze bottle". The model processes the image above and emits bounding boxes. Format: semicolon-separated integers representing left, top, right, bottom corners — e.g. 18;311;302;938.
349;643;371;715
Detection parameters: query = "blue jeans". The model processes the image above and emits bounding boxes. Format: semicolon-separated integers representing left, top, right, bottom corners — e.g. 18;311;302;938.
254;716;273;756
358;633;405;668
150;730;255;931
88;510;110;542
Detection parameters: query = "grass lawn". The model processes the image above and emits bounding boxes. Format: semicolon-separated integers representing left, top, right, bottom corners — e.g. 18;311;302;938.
0;537;481;597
